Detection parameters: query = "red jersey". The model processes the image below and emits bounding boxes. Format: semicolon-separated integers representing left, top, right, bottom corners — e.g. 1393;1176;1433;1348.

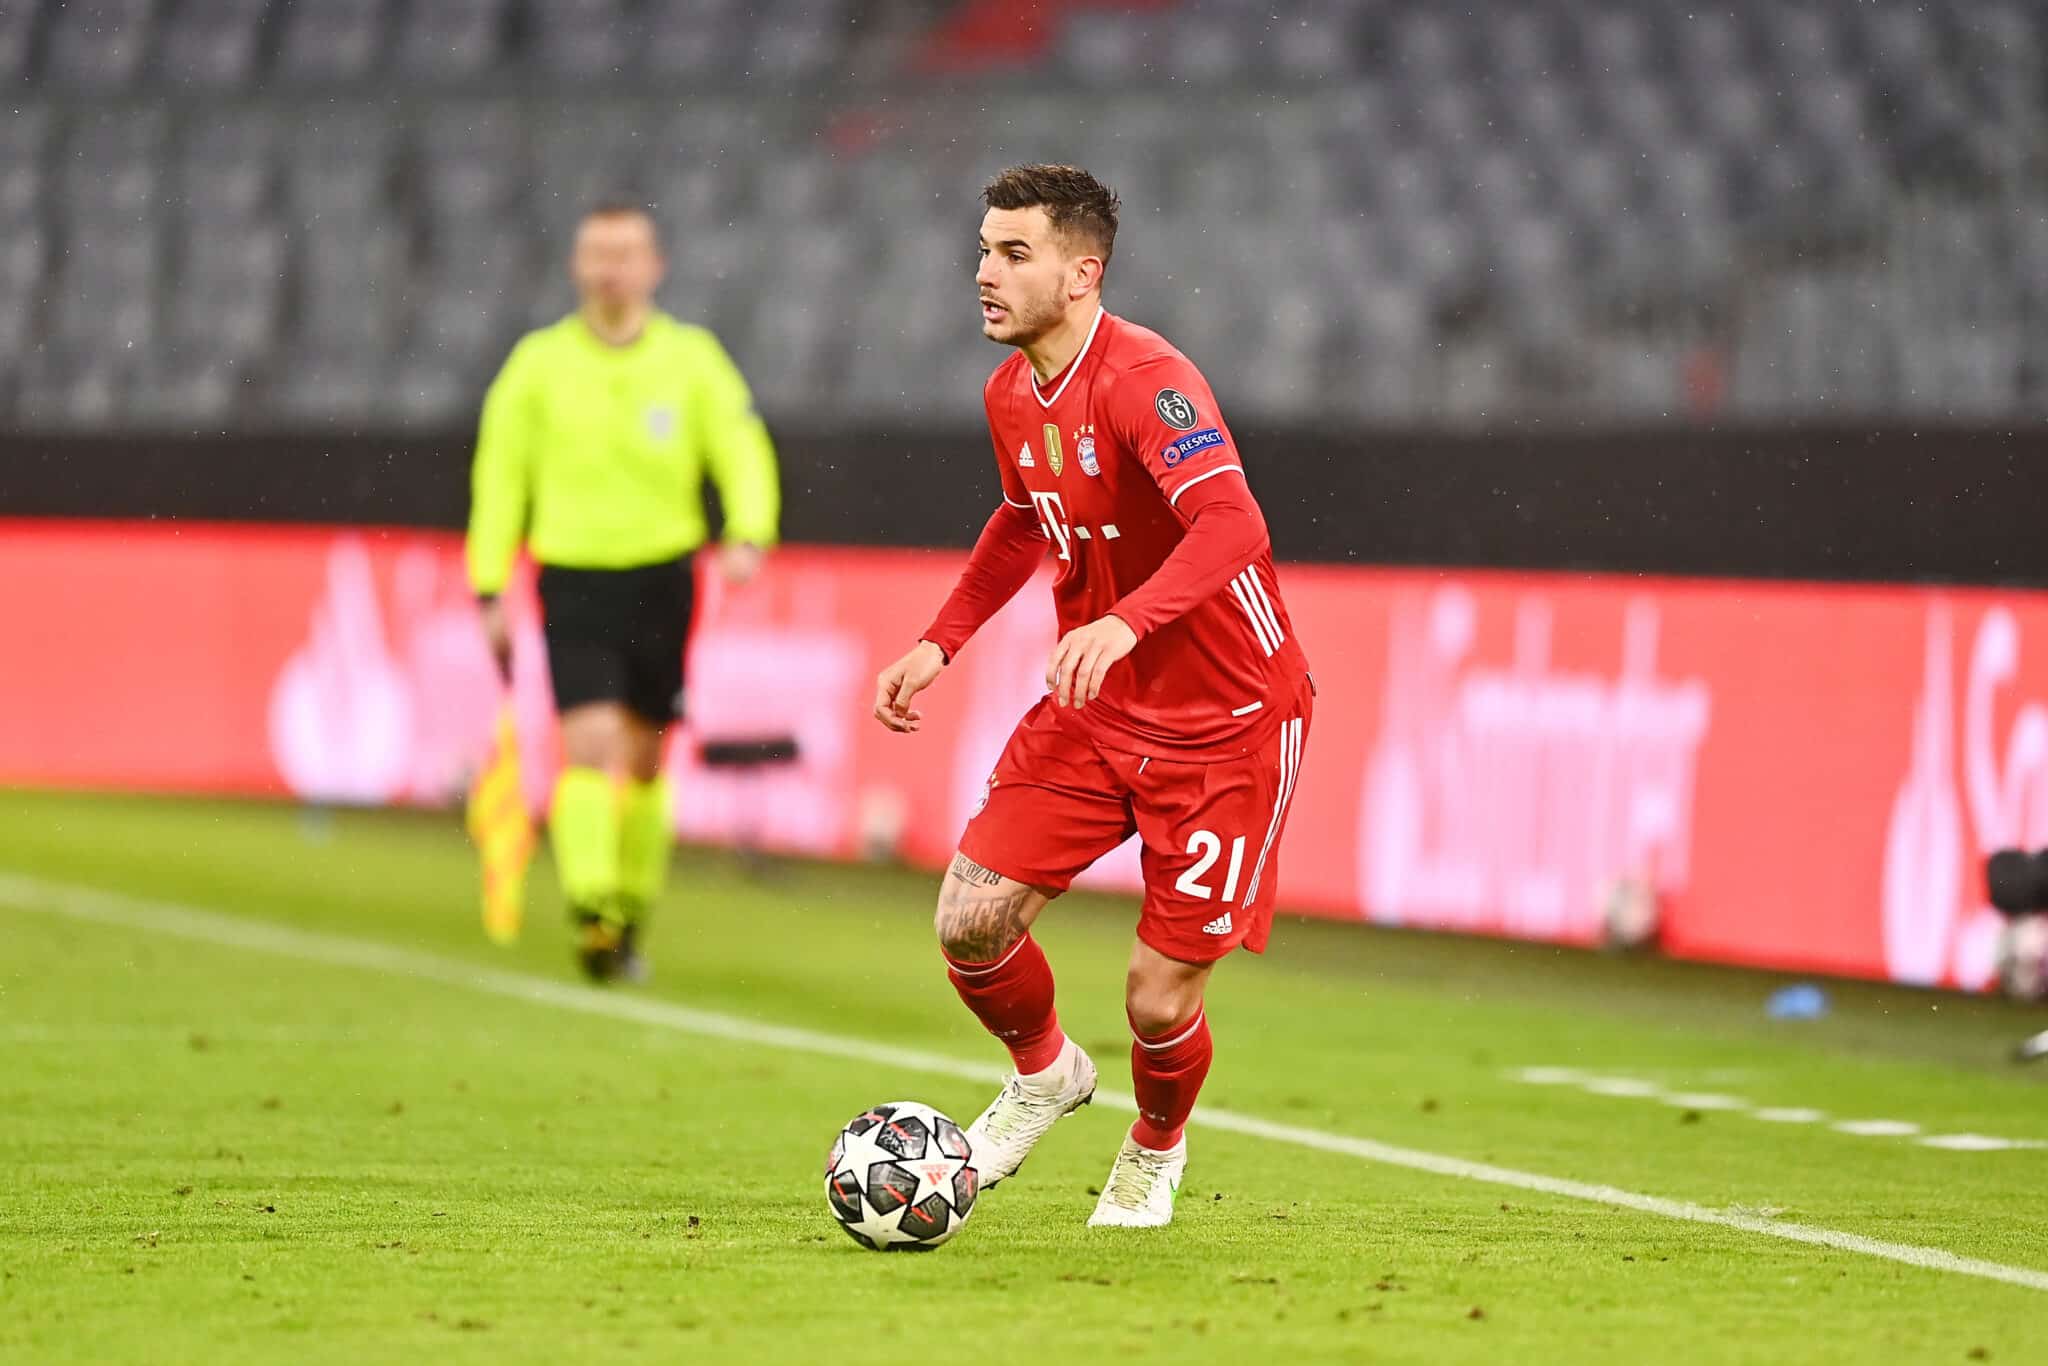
926;308;1310;759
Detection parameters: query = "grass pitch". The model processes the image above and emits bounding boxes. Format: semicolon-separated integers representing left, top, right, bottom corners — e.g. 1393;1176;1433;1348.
2;789;2046;1364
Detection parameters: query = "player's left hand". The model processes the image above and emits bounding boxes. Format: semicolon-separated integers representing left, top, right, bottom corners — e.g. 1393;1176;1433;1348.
719;541;766;586
1047;614;1138;708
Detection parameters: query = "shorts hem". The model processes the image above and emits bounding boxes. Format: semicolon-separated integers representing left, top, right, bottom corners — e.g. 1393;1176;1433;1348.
953;831;1077;895
1135;917;1242;968
551;691;678;726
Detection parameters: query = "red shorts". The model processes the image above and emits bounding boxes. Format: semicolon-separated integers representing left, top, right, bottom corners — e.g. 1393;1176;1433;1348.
957;678;1312;965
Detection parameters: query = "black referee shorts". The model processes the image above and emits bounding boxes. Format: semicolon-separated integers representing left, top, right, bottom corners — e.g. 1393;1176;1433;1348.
535;557;696;725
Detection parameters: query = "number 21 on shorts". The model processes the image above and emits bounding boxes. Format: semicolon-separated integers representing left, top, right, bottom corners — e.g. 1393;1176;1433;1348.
1175;829;1246;903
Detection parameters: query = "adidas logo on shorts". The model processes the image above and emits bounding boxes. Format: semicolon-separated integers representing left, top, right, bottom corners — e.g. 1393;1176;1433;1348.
1200;912;1233;936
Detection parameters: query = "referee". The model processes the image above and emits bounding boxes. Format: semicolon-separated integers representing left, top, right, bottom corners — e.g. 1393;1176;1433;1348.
466;200;780;982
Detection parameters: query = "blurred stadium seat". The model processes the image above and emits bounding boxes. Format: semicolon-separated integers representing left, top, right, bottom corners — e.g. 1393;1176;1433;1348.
2;0;2045;428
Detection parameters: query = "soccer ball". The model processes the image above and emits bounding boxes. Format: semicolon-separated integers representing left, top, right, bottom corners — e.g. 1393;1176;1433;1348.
824;1101;979;1250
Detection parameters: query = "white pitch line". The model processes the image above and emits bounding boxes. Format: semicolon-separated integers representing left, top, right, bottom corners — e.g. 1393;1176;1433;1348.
1834;1119;1924;1138
1513;1071;2044;1152
1753;1107;1829;1124
1920;1134;2048;1152
5;871;2048;1296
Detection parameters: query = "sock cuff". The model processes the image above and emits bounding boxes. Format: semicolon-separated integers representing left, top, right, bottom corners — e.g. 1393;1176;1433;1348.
1131;1007;1207;1052
942;933;1034;978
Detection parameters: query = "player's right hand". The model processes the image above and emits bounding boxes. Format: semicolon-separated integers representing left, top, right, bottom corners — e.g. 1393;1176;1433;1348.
873;641;947;733
480;597;512;682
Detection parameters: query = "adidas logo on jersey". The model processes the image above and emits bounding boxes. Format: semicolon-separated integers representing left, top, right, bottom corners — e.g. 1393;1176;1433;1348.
1016;441;1035;467
1200;912;1233;936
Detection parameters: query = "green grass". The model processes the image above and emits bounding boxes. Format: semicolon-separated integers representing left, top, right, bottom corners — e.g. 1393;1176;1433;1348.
2;788;2046;1365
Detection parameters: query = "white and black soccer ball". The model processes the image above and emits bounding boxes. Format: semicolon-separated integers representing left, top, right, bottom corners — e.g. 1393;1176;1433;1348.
824;1101;979;1250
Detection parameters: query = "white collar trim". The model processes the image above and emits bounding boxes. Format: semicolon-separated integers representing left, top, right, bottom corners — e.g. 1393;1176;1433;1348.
1031;307;1106;410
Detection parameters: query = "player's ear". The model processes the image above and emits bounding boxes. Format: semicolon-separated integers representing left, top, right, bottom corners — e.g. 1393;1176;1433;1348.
1069;252;1105;299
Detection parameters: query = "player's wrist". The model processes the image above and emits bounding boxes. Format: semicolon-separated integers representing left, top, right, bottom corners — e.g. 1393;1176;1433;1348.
917;638;952;666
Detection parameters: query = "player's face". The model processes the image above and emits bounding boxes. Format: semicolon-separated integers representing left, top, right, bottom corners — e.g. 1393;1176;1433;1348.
976;207;1075;346
572;212;665;314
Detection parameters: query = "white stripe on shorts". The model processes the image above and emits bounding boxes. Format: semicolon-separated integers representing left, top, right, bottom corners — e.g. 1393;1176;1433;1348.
1241;717;1303;907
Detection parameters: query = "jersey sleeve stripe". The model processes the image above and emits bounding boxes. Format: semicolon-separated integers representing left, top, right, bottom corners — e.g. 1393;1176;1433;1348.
1232;572;1280;655
1239;564;1286;647
1229;575;1279;656
1234;567;1285;654
1167;463;1246;507
1003;493;1033;509
1241;717;1302;907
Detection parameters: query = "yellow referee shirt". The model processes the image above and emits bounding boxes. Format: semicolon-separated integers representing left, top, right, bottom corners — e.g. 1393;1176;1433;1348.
465;312;781;595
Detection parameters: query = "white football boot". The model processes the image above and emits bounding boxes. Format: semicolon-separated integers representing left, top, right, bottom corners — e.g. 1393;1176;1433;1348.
1087;1129;1187;1227
965;1038;1097;1187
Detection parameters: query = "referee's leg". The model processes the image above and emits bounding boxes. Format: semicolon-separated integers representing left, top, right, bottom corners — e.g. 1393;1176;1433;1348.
541;561;688;981
548;690;628;925
615;711;672;931
553;701;668;981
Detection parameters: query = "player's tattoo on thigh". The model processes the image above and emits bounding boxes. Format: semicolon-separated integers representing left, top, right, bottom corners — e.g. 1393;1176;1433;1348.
947;854;1006;888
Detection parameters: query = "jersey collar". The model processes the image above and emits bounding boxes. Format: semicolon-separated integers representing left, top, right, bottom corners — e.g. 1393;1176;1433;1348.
1030;306;1107;410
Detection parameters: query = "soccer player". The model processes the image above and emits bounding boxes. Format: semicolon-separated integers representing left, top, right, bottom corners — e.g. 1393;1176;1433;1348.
467;201;780;982
872;166;1313;1226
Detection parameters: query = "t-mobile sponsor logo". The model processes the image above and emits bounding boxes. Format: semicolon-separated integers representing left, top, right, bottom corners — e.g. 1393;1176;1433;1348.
269;536;525;807
268;538;417;805
1358;588;1711;941
1883;604;2048;988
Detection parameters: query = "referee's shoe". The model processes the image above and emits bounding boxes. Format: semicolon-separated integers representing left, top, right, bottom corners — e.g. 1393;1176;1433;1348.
575;906;648;983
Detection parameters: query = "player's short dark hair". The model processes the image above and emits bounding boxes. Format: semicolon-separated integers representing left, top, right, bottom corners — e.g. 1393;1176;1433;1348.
981;164;1120;266
581;198;662;248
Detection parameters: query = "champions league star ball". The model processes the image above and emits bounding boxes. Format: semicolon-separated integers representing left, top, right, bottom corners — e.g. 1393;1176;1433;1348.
824;1101;979;1250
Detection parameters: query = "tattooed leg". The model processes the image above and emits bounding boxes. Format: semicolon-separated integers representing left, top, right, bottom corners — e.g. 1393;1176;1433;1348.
934;854;1051;961
937;852;1071;1084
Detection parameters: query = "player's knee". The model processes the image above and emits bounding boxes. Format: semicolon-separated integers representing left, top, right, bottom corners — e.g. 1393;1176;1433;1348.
1124;969;1200;1039
560;704;627;769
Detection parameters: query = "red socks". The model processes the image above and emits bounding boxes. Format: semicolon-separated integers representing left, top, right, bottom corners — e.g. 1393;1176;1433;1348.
946;934;1213;1150
944;933;1067;1075
1129;1007;1213;1151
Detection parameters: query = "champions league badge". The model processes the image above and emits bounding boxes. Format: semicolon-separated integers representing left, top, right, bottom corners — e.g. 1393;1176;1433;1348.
1154;387;1199;431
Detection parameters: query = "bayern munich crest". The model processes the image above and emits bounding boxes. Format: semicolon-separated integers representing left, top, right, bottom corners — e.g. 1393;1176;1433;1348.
1076;424;1100;476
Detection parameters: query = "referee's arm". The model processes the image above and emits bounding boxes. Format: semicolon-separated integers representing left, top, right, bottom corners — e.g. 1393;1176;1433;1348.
466;344;535;599
692;333;781;551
